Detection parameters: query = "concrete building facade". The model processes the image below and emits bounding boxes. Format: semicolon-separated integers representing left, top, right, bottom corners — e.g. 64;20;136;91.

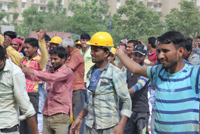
0;0;199;23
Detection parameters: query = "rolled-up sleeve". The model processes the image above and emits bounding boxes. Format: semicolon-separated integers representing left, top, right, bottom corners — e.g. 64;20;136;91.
13;71;35;118
113;71;132;118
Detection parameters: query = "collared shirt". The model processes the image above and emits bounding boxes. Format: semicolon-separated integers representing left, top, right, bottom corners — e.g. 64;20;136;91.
25;64;73;116
0;60;35;129
147;62;199;133
66;49;85;91
80;46;95;82
84;62;132;130
6;39;48;92
148;49;157;63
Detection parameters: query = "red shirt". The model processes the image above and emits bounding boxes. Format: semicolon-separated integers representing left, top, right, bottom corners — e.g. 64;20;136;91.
148;49;157;63
26;64;73;116
65;49;85;91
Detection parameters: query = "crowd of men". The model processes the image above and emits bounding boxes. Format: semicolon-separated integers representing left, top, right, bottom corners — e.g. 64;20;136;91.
0;26;199;134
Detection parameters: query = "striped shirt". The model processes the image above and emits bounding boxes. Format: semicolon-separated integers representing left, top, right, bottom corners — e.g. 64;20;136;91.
84;62;132;129
147;62;199;133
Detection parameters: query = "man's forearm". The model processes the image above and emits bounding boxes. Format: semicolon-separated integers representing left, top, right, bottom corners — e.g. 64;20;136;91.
119;116;128;127
79;109;88;119
26;115;39;134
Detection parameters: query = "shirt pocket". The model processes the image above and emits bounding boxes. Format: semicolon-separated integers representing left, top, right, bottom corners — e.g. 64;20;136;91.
96;77;113;95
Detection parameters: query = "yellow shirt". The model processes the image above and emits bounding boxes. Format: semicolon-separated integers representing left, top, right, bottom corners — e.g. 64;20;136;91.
80;46;94;82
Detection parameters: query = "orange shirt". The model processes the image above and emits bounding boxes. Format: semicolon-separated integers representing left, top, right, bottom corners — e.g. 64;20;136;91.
66;49;85;91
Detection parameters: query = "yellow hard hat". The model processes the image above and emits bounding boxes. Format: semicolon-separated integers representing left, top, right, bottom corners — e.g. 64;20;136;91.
110;47;116;55
75;41;81;45
87;32;114;47
49;36;62;44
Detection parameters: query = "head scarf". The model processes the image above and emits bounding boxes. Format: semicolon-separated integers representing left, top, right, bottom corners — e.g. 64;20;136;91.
12;38;23;52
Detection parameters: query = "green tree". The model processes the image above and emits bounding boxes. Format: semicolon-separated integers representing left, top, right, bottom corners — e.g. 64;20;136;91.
65;11;105;35
12;12;19;22
110;0;164;46
15;0;68;37
47;1;54;12
165;1;200;37
70;0;110;24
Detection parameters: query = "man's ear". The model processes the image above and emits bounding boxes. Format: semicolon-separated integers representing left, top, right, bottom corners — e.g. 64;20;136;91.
5;54;8;60
105;50;110;58
178;47;185;57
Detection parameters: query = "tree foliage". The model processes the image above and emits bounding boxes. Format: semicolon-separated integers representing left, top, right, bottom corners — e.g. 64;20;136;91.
165;1;200;37
110;0;164;45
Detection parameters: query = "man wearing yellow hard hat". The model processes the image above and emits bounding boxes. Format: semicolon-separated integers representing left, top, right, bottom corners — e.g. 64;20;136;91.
70;32;132;134
49;36;62;50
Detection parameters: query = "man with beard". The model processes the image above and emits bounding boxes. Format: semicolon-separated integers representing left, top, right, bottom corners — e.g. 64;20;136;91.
116;31;199;133
124;45;150;134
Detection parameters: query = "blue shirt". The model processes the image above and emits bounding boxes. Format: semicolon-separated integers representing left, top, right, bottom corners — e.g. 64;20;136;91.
88;68;103;92
147;62;199;133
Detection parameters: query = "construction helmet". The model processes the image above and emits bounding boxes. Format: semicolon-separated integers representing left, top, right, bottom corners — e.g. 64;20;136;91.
49;36;62;44
87;32;114;47
75;41;81;45
110;47;116;55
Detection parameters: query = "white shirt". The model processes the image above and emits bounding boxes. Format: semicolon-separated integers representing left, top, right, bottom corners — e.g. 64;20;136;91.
0;60;35;129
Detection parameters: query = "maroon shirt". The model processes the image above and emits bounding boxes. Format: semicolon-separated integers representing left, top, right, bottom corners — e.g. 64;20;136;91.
26;64;73;116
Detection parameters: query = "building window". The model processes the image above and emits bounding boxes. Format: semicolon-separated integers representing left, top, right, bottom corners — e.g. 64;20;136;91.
40;6;46;10
117;0;121;9
40;0;46;3
22;3;26;9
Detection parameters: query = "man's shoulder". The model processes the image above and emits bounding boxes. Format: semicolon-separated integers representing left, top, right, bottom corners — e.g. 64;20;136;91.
5;60;23;75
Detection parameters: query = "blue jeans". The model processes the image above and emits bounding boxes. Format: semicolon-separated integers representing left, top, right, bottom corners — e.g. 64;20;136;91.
38;83;47;113
71;89;86;134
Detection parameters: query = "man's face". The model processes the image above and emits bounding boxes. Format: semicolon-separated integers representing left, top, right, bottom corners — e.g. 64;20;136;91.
126;43;134;55
11;41;20;51
80;39;89;48
23;43;37;58
4;35;11;41
65;46;72;54
49;43;59;50
133;52;145;64
157;43;182;69
108;55;115;63
195;38;200;48
90;46;109;63
46;41;50;49
183;49;191;60
50;54;65;70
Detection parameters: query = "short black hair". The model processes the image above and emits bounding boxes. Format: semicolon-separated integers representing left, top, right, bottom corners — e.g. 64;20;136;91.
4;31;17;39
0;45;6;61
80;33;91;40
44;35;51;42
148;37;156;48
127;40;139;46
184;40;192;52
157;31;186;49
49;46;68;59
24;38;39;48
196;36;200;39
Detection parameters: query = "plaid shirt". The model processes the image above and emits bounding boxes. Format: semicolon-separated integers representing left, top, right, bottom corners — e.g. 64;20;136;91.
21;56;41;92
6;39;48;93
84;62;132;130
